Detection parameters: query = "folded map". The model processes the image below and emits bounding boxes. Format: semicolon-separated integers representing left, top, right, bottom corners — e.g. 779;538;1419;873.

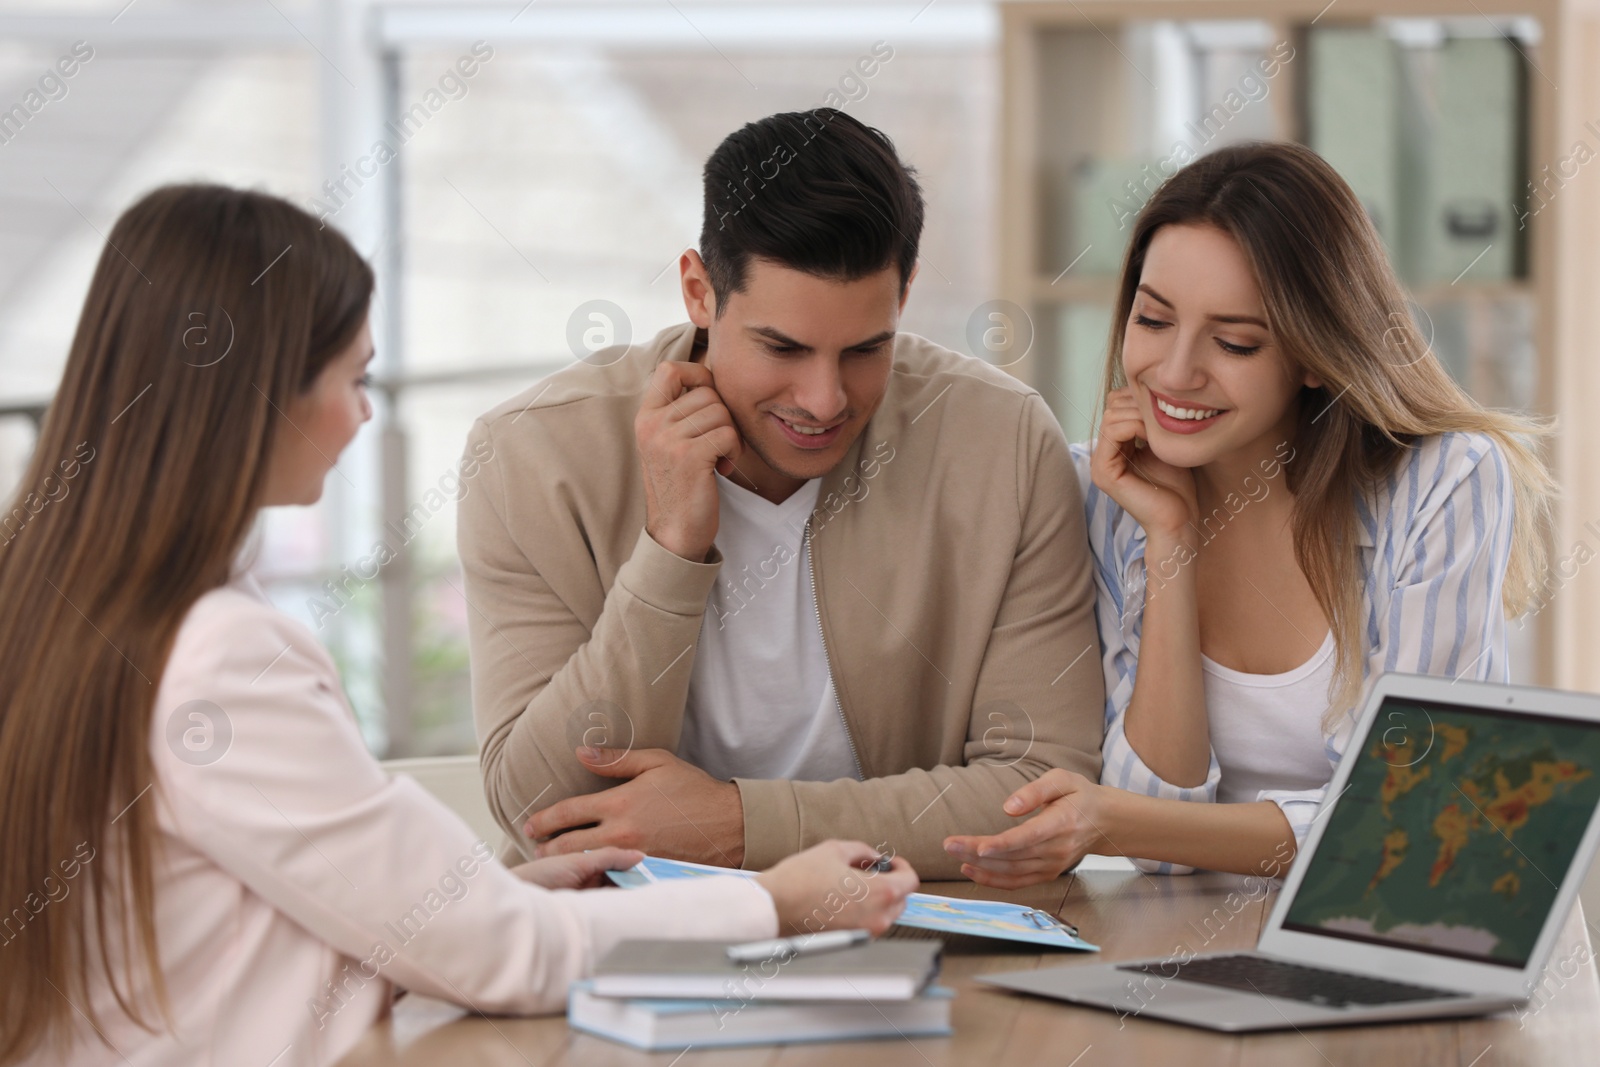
605;855;1098;951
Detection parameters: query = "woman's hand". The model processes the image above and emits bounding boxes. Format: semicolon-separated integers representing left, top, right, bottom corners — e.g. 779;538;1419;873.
509;847;645;890
943;770;1113;890
1091;386;1200;545
755;840;919;936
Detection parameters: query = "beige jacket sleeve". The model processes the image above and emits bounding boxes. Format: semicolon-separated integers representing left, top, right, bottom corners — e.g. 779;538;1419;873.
735;394;1105;877
458;416;719;856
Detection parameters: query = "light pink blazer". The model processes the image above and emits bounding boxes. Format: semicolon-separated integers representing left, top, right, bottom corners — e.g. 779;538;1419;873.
46;576;775;1066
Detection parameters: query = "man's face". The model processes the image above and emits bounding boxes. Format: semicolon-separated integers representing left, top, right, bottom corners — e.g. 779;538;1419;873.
682;253;911;499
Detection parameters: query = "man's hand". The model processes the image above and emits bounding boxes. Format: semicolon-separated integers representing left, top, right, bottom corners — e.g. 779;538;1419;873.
509;846;645;890
525;747;746;867
635;361;744;562
942;769;1112;889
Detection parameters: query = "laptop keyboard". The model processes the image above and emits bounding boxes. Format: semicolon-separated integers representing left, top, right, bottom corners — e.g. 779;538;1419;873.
1116;954;1464;1008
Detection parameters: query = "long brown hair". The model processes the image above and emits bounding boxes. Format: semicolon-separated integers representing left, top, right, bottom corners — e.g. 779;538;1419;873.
0;185;372;1062
1102;140;1554;713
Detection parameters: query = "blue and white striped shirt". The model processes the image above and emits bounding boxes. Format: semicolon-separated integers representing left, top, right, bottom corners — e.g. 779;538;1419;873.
1070;431;1515;874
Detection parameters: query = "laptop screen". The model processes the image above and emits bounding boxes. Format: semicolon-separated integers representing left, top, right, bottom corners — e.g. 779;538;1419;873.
1281;696;1600;969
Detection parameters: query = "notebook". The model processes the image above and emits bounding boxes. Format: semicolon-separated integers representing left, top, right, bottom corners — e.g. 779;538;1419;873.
568;981;955;1050
589;938;942;1000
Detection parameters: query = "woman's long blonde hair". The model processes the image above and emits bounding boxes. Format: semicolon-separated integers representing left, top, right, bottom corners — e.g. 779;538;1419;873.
1102;140;1554;713
0;185;371;1063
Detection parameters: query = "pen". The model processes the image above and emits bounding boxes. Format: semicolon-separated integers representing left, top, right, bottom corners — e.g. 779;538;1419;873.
725;928;872;963
1023;907;1080;938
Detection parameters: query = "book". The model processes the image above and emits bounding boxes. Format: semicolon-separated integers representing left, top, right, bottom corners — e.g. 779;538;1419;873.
589;938;941;1000
568;981;955;1050
605;855;1100;951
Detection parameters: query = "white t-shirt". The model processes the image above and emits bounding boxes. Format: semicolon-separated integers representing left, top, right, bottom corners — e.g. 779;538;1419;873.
678;474;861;783
1204;631;1337;805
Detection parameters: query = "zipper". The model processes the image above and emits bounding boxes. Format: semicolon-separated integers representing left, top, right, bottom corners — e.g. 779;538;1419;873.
806;516;864;779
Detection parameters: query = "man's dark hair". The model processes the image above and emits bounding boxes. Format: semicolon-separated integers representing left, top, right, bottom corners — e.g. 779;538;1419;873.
699;109;923;313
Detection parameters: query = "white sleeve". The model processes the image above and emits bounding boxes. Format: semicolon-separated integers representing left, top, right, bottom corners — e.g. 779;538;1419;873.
1072;444;1218;876
1368;434;1514;683
151;593;777;1015
1259;433;1515;849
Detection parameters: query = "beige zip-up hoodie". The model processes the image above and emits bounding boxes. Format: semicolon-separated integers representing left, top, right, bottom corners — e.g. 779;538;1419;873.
458;323;1104;877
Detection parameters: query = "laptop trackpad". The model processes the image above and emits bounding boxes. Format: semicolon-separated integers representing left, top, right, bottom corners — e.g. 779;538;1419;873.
988;966;1251;1014
1090;975;1248;1014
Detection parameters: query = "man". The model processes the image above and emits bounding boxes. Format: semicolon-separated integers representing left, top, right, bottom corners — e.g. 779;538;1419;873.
458;108;1103;878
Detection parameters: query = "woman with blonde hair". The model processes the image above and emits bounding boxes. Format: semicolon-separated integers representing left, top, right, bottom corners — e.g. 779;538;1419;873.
946;139;1553;882
0;184;916;1067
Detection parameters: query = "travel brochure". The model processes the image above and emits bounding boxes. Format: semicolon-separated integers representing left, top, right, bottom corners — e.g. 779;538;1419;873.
606;855;1099;952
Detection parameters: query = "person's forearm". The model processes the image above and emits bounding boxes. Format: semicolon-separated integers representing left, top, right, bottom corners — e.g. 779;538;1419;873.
472;530;717;849
1122;532;1212;785
740;749;1097;877
1103;790;1297;877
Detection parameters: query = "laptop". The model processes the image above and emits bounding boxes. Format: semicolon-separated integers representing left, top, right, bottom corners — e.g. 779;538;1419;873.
980;671;1600;1031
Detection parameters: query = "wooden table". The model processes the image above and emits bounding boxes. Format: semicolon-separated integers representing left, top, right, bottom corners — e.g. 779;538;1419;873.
336;866;1600;1066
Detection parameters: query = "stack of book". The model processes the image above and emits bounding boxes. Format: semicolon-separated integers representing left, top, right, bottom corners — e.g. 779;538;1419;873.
568;939;952;1051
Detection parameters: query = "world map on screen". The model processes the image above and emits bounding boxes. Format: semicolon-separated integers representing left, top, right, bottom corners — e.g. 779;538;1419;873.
1285;699;1600;967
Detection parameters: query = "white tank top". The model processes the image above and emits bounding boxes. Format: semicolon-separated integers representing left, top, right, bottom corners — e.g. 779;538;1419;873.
1203;631;1337;804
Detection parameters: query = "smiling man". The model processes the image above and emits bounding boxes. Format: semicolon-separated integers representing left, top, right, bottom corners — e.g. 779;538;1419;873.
458;109;1105;878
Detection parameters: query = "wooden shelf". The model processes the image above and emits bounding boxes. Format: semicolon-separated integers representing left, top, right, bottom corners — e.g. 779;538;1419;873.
1026;276;1537;307
997;0;1600;691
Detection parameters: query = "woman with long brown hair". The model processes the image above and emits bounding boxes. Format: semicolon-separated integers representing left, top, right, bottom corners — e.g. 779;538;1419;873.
0;184;916;1066
945;140;1554;882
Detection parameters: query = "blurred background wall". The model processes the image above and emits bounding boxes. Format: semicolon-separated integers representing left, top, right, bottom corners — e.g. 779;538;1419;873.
0;1;1577;777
